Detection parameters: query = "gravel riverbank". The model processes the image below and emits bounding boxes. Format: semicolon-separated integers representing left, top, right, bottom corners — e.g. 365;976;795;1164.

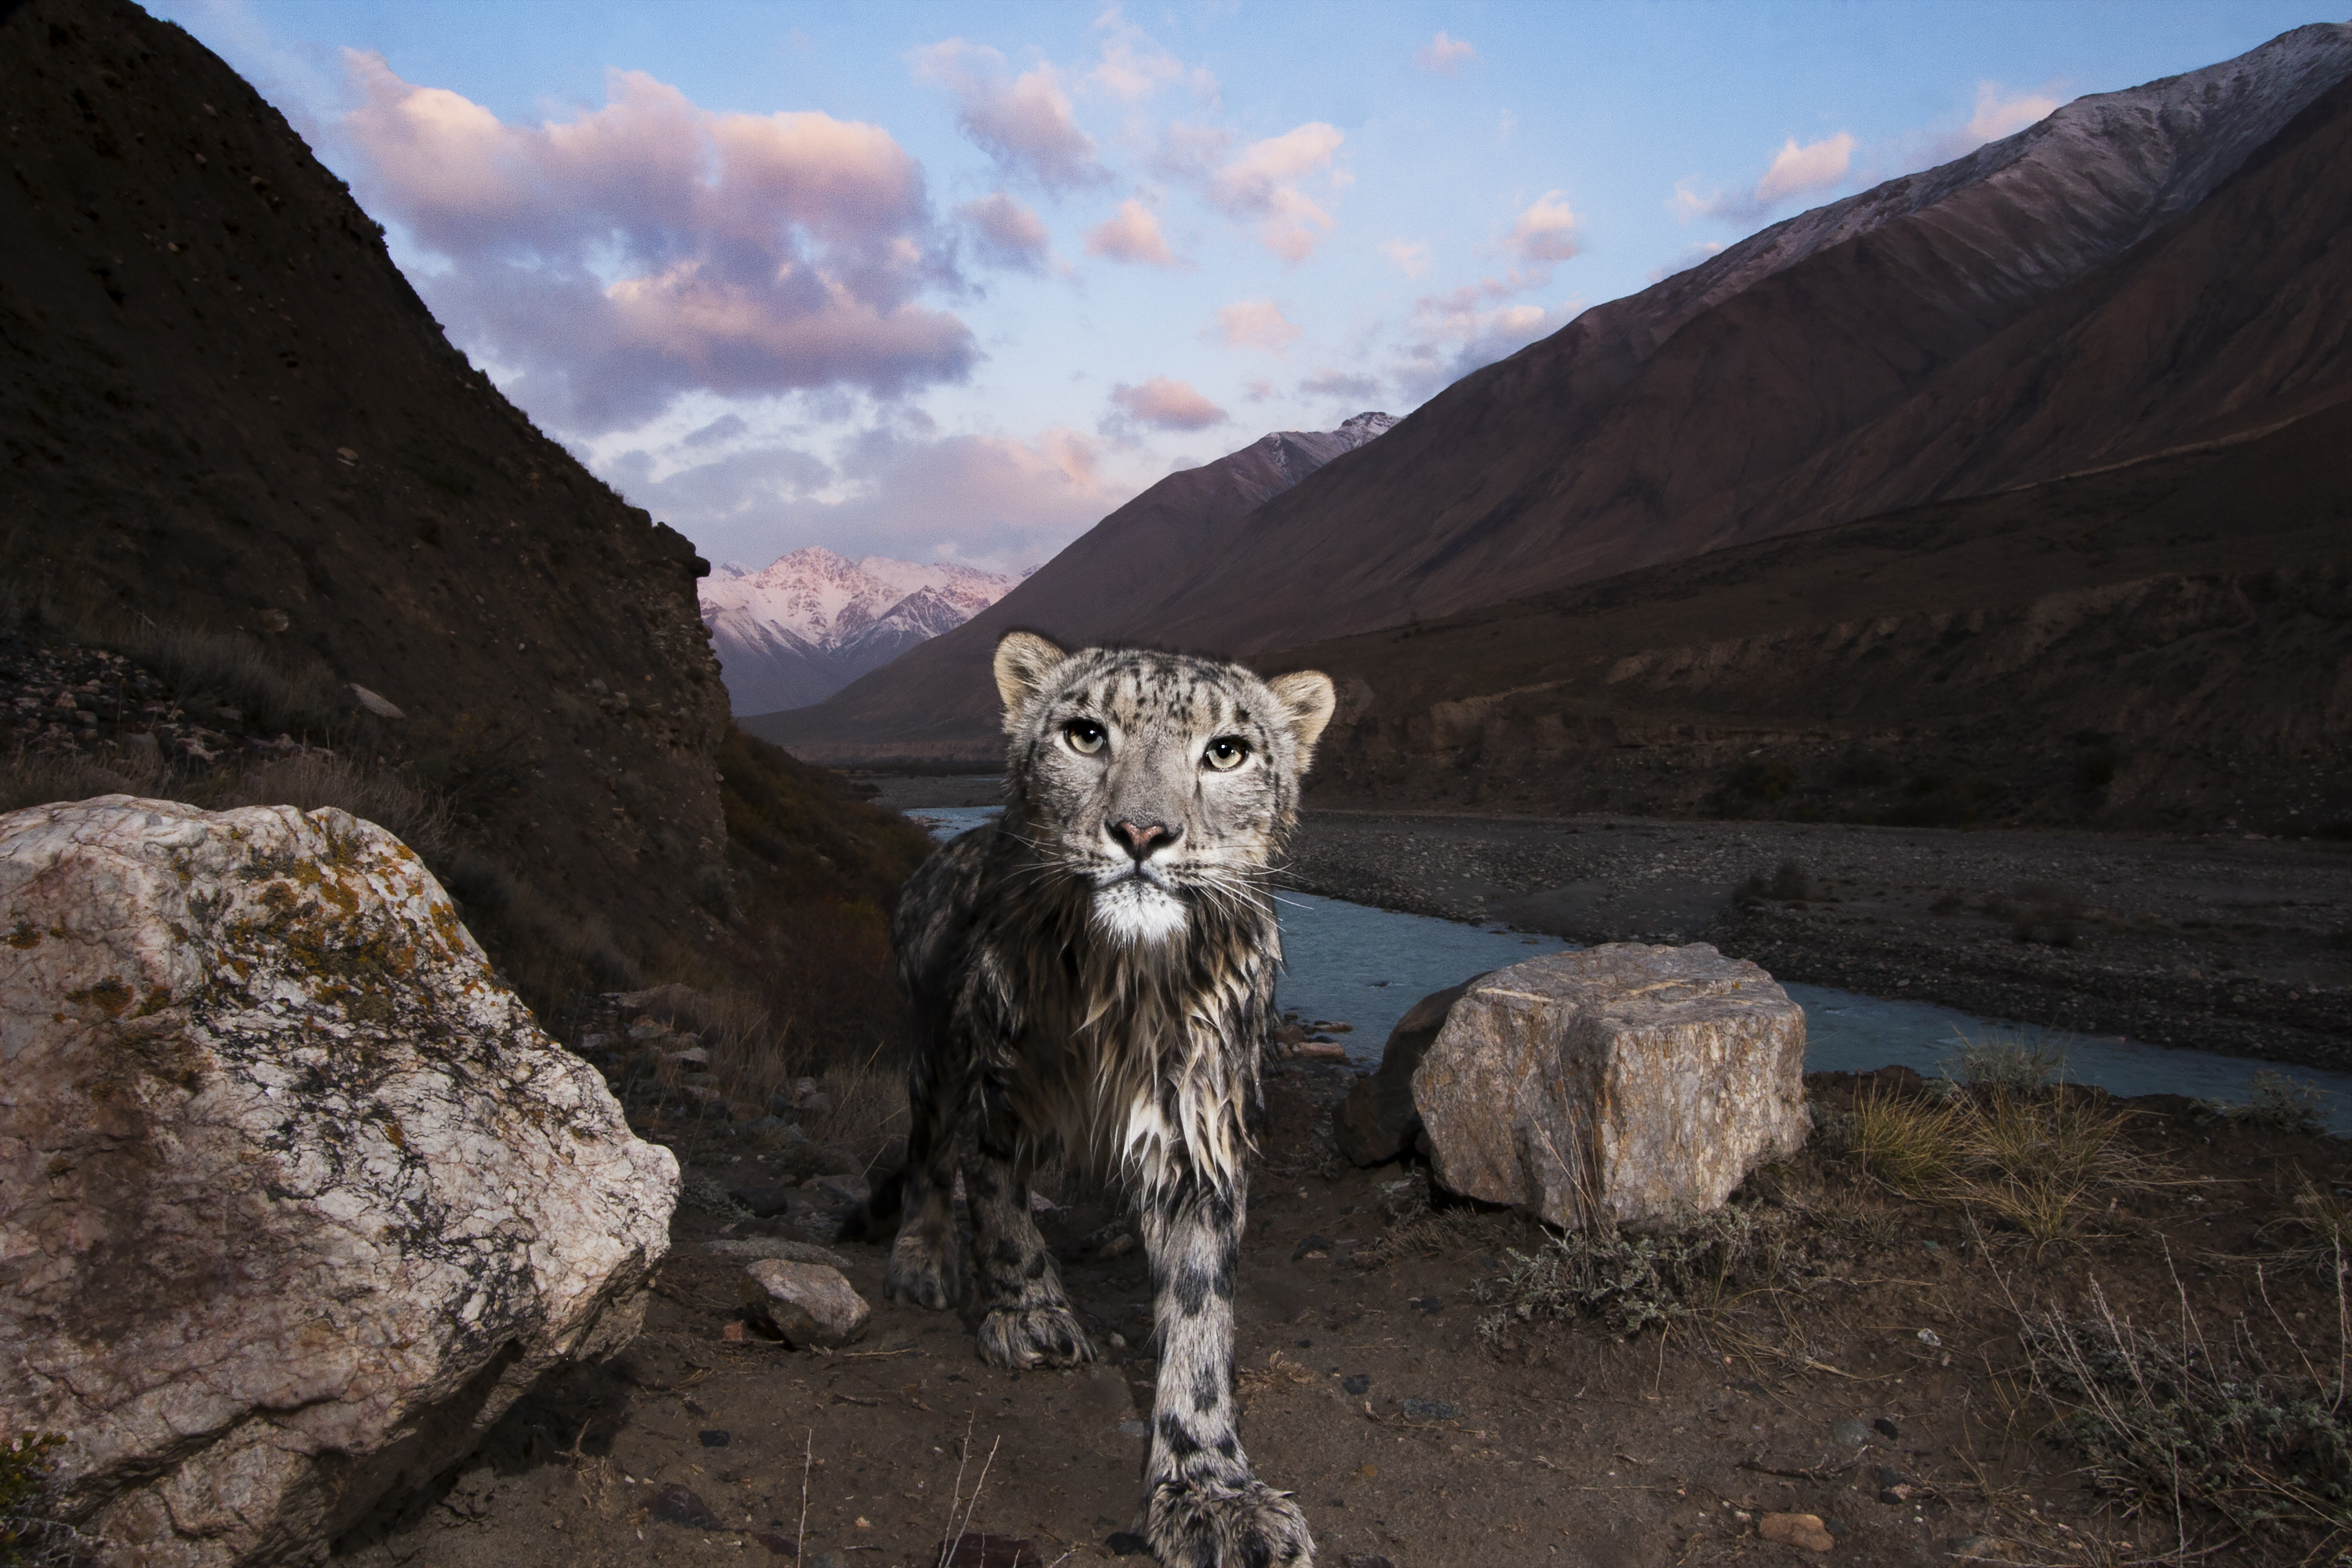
1285;809;2352;1071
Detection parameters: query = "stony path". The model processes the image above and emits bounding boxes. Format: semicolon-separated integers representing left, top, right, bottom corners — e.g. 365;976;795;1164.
1286;809;2352;1069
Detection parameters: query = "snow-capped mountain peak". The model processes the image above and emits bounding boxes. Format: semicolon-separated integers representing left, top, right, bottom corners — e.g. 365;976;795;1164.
698;547;1025;713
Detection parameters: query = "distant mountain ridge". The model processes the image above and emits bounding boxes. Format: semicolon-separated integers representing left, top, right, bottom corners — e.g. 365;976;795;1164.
755;23;2352;764
742;412;1396;755
700;548;1024;713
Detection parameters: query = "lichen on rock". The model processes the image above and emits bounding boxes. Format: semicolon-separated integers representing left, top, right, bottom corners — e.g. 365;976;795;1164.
0;794;679;1568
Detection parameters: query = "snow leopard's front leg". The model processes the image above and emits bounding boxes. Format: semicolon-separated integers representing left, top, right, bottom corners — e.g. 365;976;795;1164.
967;1071;1094;1368
1138;1163;1313;1568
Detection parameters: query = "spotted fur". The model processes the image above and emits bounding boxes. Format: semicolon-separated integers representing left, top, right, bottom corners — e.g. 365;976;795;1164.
852;632;1333;1568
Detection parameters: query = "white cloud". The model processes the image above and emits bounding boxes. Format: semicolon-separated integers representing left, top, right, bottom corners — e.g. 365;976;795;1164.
1083;198;1178;266
1504;191;1581;263
1379;238;1432;279
910;39;1108;192
1204;122;1345;261
1108;376;1227;431
1216;298;1300;353
1416;32;1481;76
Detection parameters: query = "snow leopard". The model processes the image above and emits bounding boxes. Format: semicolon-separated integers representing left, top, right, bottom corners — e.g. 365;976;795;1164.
849;631;1334;1568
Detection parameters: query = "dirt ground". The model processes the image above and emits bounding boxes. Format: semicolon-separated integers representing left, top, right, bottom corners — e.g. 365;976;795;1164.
346;1054;2350;1568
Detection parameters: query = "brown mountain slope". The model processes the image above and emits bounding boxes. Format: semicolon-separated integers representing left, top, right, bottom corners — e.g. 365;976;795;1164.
1274;397;2352;838
762;26;2352;767
0;0;927;1020
745;417;1391;759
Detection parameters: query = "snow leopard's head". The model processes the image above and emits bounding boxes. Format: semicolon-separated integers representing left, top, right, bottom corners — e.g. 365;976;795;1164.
994;632;1334;947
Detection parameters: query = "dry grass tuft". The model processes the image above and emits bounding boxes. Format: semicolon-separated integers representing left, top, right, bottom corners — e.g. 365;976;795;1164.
1838;1066;2162;1242
1474;1204;1806;1342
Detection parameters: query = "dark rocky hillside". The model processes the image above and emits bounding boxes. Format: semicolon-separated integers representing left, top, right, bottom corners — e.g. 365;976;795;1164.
0;0;928;1028
1279;398;2352;838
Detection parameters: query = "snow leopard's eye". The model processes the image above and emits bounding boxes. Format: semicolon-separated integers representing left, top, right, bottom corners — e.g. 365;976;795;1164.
1203;736;1249;771
1064;719;1107;755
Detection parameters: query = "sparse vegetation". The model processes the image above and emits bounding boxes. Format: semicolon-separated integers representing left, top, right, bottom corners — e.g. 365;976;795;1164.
2194;1070;2333;1135
2015;1278;2351;1555
0;1432;72;1568
1474;1203;1805;1341
2010;879;2088;947
1737;859;1819;905
1835;1048;2162;1241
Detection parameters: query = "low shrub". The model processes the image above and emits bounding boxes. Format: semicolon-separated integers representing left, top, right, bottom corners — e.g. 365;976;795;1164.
2018;1280;2351;1551
1474;1204;1803;1342
2195;1069;2330;1135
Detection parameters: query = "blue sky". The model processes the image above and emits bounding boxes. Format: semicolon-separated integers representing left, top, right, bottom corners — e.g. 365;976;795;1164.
156;1;2334;576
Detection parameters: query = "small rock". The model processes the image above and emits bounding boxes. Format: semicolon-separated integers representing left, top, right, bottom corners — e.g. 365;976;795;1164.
667;1046;710;1069
1333;978;1483;1165
814;1172;870;1206
705;1237;850;1268
721;1321;747;1342
1873;1415;1901;1439
1915;1328;1941;1347
349;683;406;720
1298;1041;1350;1062
1879;1484;1916;1505
697;1430;729;1448
650;1483;718;1529
1399;1398;1459;1421
1822;1519;1849;1537
1758;1511;1835;1551
1831;1417;1873;1445
1097;1232;1137;1260
1291;1234;1334;1260
742;1260;871;1348
1342;1373;1372;1396
1873;1466;1904;1489
728;1183;803;1219
934;1533;1045;1567
1106;1531;1152;1557
798;1091;837;1117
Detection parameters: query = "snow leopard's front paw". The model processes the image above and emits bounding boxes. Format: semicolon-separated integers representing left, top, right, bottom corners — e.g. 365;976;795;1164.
886;1227;963;1310
1145;1477;1314;1568
977;1305;1096;1369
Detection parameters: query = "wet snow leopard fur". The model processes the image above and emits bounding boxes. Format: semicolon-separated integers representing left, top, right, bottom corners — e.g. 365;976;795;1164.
848;632;1334;1568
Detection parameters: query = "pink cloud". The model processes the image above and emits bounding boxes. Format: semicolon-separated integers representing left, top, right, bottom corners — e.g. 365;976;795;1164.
1205;123;1344;261
1505;191;1581;263
341;55;973;430
1084;198;1177;266
1673;129;1857;222
1299;368;1382;401
958;190;1051;271
911;40;1107;192
1379;238;1432;279
1216;298;1300;353
1416;32;1482;76
1109;376;1227;431
616;424;1125;573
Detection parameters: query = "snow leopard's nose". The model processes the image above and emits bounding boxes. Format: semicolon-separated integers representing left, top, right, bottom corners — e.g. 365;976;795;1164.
1110;818;1179;861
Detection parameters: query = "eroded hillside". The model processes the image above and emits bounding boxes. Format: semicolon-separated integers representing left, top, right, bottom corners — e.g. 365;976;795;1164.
0;0;929;1029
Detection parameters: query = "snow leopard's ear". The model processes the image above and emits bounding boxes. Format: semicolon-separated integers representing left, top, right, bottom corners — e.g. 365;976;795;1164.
994;631;1069;725
1266;670;1336;766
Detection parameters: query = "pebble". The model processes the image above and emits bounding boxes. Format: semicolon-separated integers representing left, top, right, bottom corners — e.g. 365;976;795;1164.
650;1483;717;1529
696;1430;728;1448
1342;1373;1372;1396
1399;1398;1459;1421
742;1259;871;1348
1873;1415;1901;1438
1291;1234;1334;1260
814;1172;870;1206
1105;1531;1152;1557
1830;1417;1873;1445
1758;1511;1835;1551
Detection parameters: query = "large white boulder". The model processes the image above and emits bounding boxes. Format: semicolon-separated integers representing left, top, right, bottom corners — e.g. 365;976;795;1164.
0;796;678;1567
1411;944;1809;1229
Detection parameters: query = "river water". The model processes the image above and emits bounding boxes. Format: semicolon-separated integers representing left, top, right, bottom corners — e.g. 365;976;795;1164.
906;806;2352;1131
